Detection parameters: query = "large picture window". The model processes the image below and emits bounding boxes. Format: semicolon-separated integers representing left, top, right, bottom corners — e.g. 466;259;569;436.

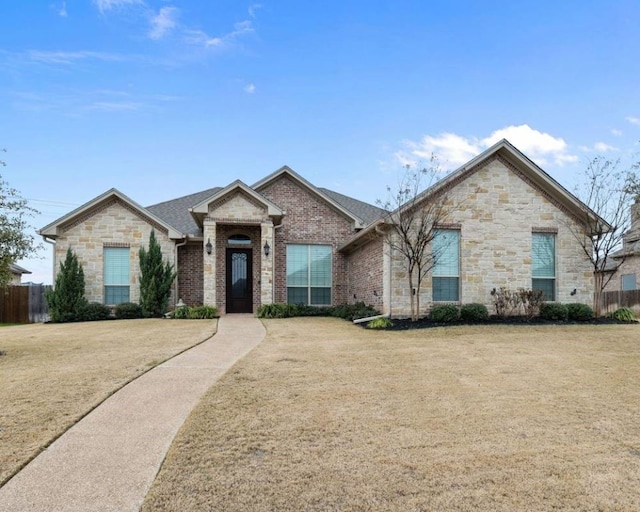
286;244;332;305
104;247;130;305
532;232;555;301
432;229;460;302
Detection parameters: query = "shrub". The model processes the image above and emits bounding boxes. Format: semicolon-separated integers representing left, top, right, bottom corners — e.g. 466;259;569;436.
566;303;593;322
330;302;379;321
295;304;331;317
490;287;521;317
519;289;544;319
539;302;568;321
45;248;87;323
81;302;112;321
610;307;636;322
257;303;299;319
115;302;143;319
429;304;460;323
171;305;191;319
367;317;393;329
460;303;489;322
188;305;218;319
139;229;177;318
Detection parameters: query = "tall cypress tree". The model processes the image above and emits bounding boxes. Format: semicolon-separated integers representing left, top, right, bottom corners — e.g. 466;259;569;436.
139;229;177;317
45;248;87;322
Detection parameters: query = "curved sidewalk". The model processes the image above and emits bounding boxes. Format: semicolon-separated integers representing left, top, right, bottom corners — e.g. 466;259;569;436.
0;314;265;512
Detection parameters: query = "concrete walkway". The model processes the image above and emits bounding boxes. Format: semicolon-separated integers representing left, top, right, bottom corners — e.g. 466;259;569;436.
0;314;265;512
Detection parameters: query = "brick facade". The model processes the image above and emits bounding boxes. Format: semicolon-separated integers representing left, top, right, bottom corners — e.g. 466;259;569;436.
346;236;384;309
177;242;203;305
258;175;357;305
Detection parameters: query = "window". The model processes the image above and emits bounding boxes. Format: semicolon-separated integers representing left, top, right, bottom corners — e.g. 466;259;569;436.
104;247;130;304
622;273;636;291
228;234;251;245
532;232;555;301
286;244;332;305
432;229;460;302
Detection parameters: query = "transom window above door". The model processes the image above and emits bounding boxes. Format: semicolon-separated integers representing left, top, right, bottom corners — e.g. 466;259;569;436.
228;234;251;245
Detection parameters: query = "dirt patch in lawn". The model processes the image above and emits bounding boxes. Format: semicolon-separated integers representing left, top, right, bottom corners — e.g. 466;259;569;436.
0;319;217;486
142;318;640;512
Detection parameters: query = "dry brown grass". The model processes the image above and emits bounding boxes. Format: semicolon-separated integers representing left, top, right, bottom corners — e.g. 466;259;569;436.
0;319;216;486
143;318;640;512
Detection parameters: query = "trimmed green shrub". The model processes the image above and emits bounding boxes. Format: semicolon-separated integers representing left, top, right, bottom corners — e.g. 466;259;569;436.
460;303;489;322
367;317;393;329
81;302;112;321
115;302;143;319
330;302;379;321
295;305;331;317
566;303;594;322
257;303;299;319
539;302;568;321
429;304;460;323
188;305;218;319
171;306;191;319
139;229;177;318
610;307;636;322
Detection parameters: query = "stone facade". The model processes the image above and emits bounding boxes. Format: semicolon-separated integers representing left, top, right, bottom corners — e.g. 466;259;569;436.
384;155;593;316
53;199;175;304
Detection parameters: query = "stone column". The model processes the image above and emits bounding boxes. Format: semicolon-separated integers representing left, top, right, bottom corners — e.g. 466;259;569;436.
261;220;274;306
203;219;216;306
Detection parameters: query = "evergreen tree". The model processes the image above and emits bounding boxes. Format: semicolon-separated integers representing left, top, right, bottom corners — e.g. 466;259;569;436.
45;248;87;322
139;230;177;317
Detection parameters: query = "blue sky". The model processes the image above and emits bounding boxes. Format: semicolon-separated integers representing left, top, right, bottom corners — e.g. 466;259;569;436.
2;0;639;284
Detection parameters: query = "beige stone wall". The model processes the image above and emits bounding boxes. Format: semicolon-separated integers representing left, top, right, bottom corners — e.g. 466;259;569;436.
208;192;268;222
53;200;176;304
388;156;594;317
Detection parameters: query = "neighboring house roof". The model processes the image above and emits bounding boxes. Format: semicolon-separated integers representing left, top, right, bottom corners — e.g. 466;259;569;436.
39;188;184;239
9;263;31;275
340;139;610;253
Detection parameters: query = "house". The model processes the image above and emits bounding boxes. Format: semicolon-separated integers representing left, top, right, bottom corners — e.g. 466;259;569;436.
9;263;31;285
39;139;601;317
603;198;640;293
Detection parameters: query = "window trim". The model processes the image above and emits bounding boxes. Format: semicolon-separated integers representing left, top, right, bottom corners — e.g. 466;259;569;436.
286;244;332;306
531;232;556;301
432;229;460;302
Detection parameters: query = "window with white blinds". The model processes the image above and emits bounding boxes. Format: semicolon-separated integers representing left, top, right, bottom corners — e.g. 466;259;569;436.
104;247;130;305
432;229;460;302
286;244;332;305
532;232;555;301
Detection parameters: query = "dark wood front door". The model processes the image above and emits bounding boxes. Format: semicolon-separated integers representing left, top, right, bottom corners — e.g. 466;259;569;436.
226;248;253;313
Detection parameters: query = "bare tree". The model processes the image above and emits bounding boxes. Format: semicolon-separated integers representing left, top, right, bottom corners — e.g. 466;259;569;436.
377;156;454;321
568;156;639;316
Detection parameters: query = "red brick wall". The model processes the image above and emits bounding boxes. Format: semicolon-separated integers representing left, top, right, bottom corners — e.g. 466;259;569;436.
177;243;203;305
347;237;384;310
259;175;357;305
215;225;262;313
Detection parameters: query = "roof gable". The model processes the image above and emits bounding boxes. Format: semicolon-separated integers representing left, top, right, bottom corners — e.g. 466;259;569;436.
253;166;366;229
39;188;184;239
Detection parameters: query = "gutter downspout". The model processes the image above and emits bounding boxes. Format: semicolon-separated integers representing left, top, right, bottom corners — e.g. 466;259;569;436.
42;235;56;286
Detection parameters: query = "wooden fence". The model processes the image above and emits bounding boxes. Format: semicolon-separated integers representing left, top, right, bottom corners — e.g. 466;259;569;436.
0;285;51;323
597;289;640;316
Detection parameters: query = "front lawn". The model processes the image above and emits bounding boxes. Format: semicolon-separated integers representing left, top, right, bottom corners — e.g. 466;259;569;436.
0;319;217;486
143;318;640;511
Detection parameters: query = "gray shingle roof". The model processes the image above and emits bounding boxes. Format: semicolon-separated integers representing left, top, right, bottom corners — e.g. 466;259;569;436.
145;184;385;236
146;187;222;236
319;188;387;225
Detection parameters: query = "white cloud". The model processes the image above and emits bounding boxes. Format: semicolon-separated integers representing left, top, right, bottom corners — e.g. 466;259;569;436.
149;6;178;40
626;116;640;126
88;101;143;111
185;20;254;50
58;1;68;17
248;3;262;18
579;142;618;153
398;124;578;171
93;0;143;14
27;50;126;64
611;128;623;136
244;83;256;94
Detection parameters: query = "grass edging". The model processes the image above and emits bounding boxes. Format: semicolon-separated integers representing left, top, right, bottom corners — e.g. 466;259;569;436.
0;320;218;489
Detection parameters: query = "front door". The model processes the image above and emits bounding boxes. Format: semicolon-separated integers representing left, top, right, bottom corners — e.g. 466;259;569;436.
226;249;253;313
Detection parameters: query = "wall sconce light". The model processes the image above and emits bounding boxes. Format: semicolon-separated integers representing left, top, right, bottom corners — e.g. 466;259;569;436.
373;290;378;296
263;241;270;257
205;238;212;255
570;288;577;296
